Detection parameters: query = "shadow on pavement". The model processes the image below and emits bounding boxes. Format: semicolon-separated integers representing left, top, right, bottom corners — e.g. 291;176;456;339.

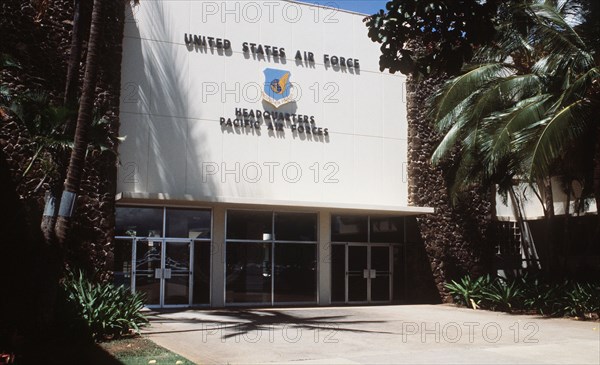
144;308;397;338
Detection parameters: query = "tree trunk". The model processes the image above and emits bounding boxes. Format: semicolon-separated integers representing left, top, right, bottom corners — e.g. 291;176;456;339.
543;177;556;276
55;0;104;245
64;0;83;107
41;0;91;248
543;177;555;217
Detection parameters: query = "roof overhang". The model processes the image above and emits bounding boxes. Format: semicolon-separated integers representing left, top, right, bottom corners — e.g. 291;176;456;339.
116;192;435;216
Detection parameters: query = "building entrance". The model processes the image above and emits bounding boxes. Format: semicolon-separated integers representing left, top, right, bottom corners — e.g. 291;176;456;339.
134;239;193;307
114;207;212;308
332;243;393;303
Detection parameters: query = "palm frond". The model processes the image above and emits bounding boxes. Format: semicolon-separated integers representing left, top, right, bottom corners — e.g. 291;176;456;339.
431;73;544;165
528;2;587;50
447;145;486;201
428;63;516;123
475;24;533;64
481;94;553;174
428;0;598;203
0;54;21;70
526;99;593;179
561;67;600;106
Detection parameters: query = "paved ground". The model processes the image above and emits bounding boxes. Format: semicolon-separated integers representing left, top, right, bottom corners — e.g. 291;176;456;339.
143;305;600;364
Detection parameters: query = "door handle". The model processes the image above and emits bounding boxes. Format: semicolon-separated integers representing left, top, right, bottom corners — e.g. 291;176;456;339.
363;269;369;278
154;268;172;279
370;269;376;279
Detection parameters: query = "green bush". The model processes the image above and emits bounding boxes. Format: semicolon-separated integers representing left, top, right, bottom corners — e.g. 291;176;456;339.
448;274;600;319
60;270;149;341
482;278;524;312
562;283;600;319
445;275;492;309
520;277;567;316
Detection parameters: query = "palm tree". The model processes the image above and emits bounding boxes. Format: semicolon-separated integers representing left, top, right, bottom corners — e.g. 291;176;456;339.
64;0;91;108
429;0;599;222
55;0;104;245
3;91;75;181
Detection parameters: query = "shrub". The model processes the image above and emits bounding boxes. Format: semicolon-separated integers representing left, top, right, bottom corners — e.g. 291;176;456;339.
60;270;149;341
562;283;600;319
520;277;567;316
482;278;524;312
449;274;600;319
445;275;492;309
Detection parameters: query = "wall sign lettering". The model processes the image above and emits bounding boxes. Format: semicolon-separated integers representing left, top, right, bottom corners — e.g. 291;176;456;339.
184;33;360;71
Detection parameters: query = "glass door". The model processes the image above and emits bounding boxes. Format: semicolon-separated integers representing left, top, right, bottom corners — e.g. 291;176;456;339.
134;239;162;306
133;239;192;308
347;245;368;302
370;246;392;302
343;244;392;303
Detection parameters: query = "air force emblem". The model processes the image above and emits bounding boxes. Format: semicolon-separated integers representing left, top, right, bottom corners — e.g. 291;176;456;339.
262;68;294;108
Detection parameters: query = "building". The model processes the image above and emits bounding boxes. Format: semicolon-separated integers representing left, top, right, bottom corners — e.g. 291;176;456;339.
114;0;434;308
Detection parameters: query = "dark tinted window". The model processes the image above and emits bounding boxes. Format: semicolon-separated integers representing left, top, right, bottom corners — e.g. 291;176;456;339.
405;217;423;244
193;242;211;304
227;210;273;240
225;242;272;303
370;217;404;243
331;244;346;302
274;212;317;241
274;243;317;302
331;215;368;242
166;209;211;239
116;207;163;237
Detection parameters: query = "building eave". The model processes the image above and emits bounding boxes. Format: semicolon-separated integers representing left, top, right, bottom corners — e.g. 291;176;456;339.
116;192;435;215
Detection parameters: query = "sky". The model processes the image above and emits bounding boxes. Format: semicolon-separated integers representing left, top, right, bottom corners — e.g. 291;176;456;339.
301;0;388;15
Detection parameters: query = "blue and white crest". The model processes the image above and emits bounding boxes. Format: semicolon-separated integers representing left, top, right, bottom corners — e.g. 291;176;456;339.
262;68;293;108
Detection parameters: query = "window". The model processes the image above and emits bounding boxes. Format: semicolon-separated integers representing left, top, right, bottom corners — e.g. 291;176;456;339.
274;212;317;241
331;215;405;244
116;207;163;237
225;210;318;304
166;208;211;239
226;210;272;240
370;217;403;243
331;215;368;242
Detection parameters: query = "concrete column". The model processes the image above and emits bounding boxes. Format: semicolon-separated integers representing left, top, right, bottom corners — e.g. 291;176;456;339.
318;210;331;305
210;205;226;307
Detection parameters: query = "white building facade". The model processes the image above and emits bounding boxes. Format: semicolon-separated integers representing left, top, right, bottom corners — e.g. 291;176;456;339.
114;0;433;308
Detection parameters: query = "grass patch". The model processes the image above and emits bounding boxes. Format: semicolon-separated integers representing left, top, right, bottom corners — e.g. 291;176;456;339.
99;337;196;365
12;334;195;364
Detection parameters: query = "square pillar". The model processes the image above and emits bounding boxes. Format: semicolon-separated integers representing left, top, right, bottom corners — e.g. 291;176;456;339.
210;205;226;307
318;210;331;305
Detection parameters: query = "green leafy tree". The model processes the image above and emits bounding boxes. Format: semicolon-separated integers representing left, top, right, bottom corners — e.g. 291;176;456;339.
428;0;599;227
3;91;74;182
365;0;502;76
0;87;121;189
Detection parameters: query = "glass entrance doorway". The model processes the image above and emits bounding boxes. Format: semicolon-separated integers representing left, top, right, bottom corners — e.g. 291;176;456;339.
114;207;212;308
334;244;393;303
134;239;192;307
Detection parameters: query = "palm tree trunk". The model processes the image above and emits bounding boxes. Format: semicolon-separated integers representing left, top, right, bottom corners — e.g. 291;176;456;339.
561;179;571;273
540;178;556;275
41;0;91;246
55;0;104;245
64;0;84;107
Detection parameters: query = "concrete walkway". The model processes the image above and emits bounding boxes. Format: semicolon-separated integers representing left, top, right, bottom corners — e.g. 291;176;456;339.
143;305;600;364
